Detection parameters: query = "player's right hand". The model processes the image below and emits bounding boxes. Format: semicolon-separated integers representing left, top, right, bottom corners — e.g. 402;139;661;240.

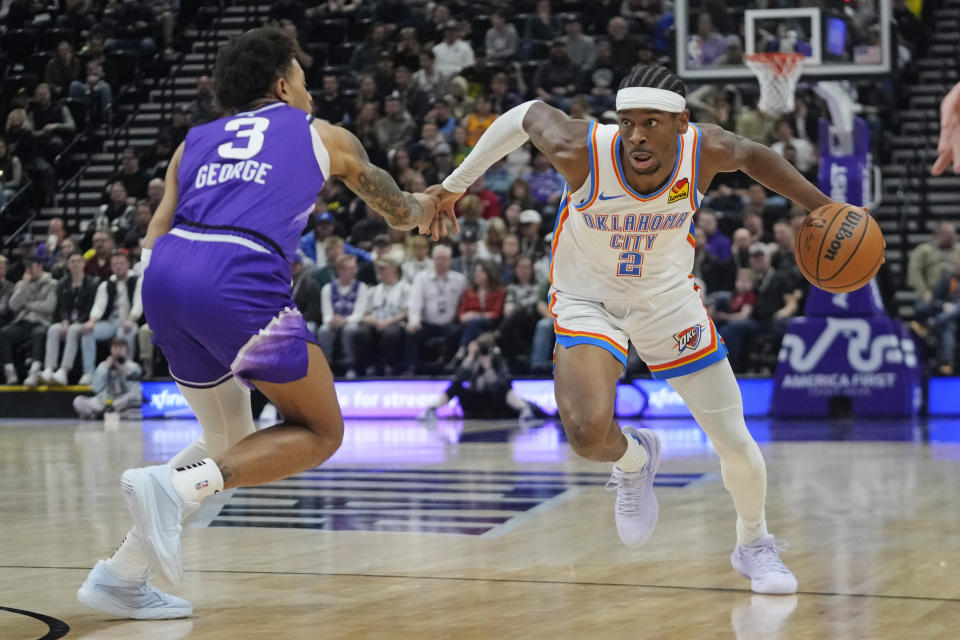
412;192;443;240
933;81;960;175
425;184;462;237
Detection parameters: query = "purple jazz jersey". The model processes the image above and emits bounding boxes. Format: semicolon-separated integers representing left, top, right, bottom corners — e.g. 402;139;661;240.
144;102;327;388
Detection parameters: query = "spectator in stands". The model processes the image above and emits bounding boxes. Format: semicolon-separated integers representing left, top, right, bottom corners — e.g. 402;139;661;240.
408;122;444;172
48;237;76;280
736;102;776;145
569;95;596;123
82;251;140;382
300;213;352;267
464;97;497;148
419;331;536;421
309;235;346;290
771;119;816;175
57;0;97;33
697;209;731;261
524;0;562;43
141;135;173;179
743;211;767;244
350;102;383;163
358;234;394;285
145;178;164;212
712;268;758;330
444;78;475;122
160;107;190;149
318;254;369;378
108;148;149;200
389;149;417;189
489;72;523;116
413;51;448;104
0;257;12;326
29;83;76;160
533;39;581;111
37;218;66;266
1;256;56;385
523;153;564;209
608;17;641;73
392;66;430;122
351;23;390;73
41;251;98;386
582;39;622;114
394;27;422;72
373;52;397;97
911;251;960;375
480;218;507;261
426;142;455;185
405;244;467;373
419;2;452;44
722;243;804;372
564;13;596;71
279;19;314;71
693;227;731;295
349;202;390;248
360;257;409;375
462;176;502;221
499;233;522;283
188;75;216;125
433;20;475;78
402;235;432;283
498;255;543;371
315;74;350;126
45;41;82;100
426;99;458;140
909;222;960;319
291;254;323;335
486;10;519;63
95;182;135;241
689;11;728;68
452;227;482;276
454;260;506;360
374;93;417;153
731;227;753;273
484;158;516;202
123;200;153;245
770;219;800;274
104;0;158;57
0;137;23;207
72;338;141;419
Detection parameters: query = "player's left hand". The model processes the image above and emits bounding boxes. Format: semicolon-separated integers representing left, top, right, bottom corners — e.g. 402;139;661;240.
412;192;445;240
425;184;462;238
933;81;960;175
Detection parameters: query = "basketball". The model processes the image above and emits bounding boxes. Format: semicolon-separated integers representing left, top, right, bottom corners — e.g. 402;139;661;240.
794;204;885;293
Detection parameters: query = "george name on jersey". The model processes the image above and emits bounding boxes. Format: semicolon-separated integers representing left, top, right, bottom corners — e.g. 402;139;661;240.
195;159;273;189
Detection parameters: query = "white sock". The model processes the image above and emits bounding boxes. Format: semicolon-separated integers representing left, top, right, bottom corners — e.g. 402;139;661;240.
614;432;649;472
170;458;223;503
105;530;151;581
737;514;769;546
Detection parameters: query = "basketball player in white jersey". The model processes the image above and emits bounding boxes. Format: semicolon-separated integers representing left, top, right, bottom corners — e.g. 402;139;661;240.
429;64;837;594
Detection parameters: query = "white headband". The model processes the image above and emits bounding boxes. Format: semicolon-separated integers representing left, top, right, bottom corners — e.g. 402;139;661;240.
616;87;686;113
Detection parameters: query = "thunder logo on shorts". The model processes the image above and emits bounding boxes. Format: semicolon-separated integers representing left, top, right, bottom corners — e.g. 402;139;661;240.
674;324;703;354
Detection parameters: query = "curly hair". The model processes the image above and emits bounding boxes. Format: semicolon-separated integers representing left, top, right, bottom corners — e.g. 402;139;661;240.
213;27;296;112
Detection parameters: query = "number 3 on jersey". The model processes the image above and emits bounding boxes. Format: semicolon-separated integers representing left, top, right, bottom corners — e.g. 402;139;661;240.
617;251;643;277
218;117;270;160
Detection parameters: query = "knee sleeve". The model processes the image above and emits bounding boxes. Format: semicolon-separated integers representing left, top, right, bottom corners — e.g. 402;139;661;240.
668;360;755;454
167;378;257;468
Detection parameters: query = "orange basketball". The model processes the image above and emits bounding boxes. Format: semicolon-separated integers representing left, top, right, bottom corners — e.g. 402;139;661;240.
794;204;885;293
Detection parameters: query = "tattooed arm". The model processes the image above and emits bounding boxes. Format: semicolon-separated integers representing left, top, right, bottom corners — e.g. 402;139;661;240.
314;120;447;236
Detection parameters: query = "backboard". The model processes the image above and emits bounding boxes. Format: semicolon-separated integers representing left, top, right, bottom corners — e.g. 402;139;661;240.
676;0;893;81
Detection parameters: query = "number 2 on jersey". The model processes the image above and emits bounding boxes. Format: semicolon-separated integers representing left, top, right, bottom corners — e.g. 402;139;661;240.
217;117;270;160
617;251;643;277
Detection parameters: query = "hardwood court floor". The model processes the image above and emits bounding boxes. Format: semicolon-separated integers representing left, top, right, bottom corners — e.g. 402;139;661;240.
2;416;959;639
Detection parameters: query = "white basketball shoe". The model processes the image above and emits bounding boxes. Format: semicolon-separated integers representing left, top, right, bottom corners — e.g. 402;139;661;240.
731;534;798;594
605;426;662;547
121;465;194;585
77;560;192;619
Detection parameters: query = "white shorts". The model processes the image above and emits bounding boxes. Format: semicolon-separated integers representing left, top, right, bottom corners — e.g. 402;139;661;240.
548;278;728;379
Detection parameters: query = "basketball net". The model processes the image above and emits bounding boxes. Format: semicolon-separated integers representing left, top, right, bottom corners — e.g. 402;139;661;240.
744;52;805;116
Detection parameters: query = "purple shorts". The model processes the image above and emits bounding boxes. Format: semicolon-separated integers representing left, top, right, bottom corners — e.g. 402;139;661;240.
143;230;317;388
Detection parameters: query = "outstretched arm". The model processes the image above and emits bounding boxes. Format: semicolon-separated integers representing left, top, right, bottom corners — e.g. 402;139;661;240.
698;123;832;211
933;81;960;175
428;100;591;207
316;121;443;237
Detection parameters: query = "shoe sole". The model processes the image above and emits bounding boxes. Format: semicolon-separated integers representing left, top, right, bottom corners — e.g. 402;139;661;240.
77;583;192;619
121;469;184;585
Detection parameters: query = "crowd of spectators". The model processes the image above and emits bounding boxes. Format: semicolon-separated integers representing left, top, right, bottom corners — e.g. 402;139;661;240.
0;0;943;399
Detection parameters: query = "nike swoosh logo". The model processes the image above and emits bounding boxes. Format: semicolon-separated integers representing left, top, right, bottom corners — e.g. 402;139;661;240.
598;193;625;201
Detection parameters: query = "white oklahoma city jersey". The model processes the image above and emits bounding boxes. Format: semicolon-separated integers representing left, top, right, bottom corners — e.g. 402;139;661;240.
550;121;704;301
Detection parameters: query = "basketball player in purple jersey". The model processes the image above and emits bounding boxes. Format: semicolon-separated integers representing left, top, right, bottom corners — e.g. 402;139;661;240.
77;28;451;618
430;64;839;594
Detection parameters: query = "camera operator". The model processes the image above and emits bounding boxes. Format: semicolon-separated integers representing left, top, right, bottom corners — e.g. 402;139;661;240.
419;332;536;421
73;338;142;419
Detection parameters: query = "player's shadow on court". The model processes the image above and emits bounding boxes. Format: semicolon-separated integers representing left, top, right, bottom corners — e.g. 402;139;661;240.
74;619;193;639
730;594;798;640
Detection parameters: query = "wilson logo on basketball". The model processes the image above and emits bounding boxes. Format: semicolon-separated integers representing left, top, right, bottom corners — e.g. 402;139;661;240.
824;209;864;261
673;324;702;354
667;178;689;203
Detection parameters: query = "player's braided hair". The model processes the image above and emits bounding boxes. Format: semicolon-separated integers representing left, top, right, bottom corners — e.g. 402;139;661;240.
214;27;296;112
619;64;687;98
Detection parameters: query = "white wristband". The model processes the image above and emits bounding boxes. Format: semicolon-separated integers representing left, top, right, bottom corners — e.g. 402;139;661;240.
442;100;539;194
141;248;152;271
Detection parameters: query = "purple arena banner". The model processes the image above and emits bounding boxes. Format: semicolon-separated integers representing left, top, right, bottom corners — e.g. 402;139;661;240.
140;378;774;420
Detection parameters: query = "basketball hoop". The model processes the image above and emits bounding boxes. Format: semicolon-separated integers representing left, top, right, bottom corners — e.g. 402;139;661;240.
744;52;805;116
